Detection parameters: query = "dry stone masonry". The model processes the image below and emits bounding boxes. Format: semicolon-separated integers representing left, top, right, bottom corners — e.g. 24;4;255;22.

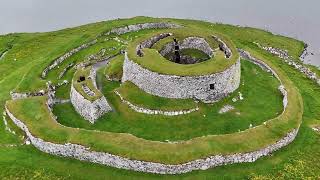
159;36;214;58
213;36;232;58
254;42;320;86
5;106;299;175
122;52;241;103
114;91;199;116
238;49;288;110
106;22;182;35
41;39;97;78
70;83;111;124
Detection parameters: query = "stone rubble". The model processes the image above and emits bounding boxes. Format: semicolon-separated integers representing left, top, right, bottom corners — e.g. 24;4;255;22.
5;105;299;175
114;91;199;116
218;105;235;114
2;111;16;135
10;89;46;100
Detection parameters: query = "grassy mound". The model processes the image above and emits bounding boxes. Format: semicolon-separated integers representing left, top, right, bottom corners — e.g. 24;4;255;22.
104;54;124;81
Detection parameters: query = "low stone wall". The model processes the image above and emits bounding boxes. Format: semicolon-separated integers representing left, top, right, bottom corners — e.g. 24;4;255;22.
70;84;111;123
137;33;172;56
122;52;241;103
238;49;288;110
58;62;74;79
159;37;214;58
180;37;214;57
114;91;199;116
106;22;182;35
213;36;232;58
10;90;46;100
254;42;320;86
238;49;280;81
41;39;97;78
5;105;299;174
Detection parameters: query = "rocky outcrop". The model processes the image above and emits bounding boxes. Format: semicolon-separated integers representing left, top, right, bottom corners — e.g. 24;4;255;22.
122;52;241;103
5;105;299;174
114;91;199;116
106;22;182;35
41;39;97;78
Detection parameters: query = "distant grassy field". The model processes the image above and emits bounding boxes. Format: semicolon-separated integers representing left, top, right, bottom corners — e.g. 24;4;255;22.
0;17;318;179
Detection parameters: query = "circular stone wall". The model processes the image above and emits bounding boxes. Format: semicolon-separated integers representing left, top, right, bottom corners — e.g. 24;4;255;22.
122;53;241;102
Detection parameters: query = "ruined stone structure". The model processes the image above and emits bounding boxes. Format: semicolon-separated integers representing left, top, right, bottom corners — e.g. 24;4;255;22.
70;84;111;123
122;53;241;103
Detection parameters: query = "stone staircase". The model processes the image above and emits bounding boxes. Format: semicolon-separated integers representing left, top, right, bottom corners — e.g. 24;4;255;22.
82;84;95;96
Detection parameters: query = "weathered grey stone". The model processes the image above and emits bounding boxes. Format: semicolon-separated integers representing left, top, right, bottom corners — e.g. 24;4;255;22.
238;49;288;111
254;42;320;86
159;36;214;59
6;105;299;175
41;39;97;78
106;22;182;35
70;84;111;124
122;52;241;103
213;36;232;58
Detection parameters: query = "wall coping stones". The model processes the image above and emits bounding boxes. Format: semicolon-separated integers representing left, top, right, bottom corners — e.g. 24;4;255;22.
5;105;299;174
114;90;199;116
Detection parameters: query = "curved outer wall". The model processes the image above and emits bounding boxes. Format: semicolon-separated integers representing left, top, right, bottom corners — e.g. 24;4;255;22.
122;53;241;102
